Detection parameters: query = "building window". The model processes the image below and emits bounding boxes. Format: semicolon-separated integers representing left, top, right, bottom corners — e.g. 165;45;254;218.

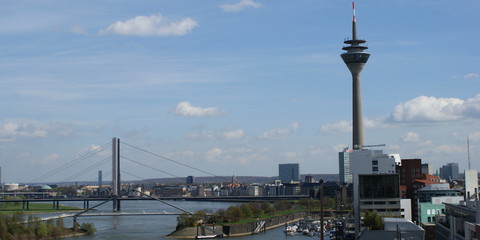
372;167;378;172
372;160;378;165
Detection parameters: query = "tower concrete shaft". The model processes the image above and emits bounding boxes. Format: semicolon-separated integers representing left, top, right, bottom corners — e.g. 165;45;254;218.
341;2;370;150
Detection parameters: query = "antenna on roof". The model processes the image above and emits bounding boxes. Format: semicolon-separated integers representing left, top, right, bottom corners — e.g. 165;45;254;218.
467;136;471;170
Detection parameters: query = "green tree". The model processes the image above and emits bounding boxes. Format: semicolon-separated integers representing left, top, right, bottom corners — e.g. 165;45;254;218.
80;222;96;235
363;210;384;230
35;221;48;239
260;202;274;214
239;204;253;218
273;200;292;211
226;206;243;221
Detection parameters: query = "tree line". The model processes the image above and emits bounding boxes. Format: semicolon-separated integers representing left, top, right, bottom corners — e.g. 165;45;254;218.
176;199;333;229
0;212;96;240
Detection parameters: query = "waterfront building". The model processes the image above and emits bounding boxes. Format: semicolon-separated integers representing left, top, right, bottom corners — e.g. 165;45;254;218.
278;163;300;183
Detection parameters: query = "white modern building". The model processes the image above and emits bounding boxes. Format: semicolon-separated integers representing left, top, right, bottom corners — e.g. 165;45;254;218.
350;149;399;235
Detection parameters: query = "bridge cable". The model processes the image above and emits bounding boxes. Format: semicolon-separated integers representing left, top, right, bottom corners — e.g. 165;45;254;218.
59;156;111;184
120;170;145;181
28;142;111;185
121;156;184;181
121;142;230;181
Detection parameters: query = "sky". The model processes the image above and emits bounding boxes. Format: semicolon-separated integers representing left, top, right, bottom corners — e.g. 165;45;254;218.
1;0;479;184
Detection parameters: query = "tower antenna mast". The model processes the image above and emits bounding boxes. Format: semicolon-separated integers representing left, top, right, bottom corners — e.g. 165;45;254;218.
467;136;471;170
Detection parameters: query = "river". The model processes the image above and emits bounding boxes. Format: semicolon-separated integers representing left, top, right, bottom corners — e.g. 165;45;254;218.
39;200;332;239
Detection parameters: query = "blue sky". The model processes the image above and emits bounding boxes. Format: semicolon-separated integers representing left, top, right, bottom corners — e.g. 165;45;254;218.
1;0;479;184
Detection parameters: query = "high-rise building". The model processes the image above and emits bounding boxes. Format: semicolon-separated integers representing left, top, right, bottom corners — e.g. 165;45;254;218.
186;176;194;185
339;148;353;184
422;163;433;175
439;162;459;180
278;163;300;183
98;170;103;187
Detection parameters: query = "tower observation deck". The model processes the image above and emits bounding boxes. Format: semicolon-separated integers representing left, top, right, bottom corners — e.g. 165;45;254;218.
341;2;370;150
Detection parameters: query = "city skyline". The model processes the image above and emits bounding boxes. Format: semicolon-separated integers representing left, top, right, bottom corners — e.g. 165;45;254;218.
1;1;479;183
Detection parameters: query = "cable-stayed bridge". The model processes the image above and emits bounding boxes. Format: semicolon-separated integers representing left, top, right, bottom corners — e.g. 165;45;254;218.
2;137;309;228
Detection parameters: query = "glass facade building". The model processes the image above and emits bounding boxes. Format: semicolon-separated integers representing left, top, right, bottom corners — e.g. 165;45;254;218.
278;163;300;183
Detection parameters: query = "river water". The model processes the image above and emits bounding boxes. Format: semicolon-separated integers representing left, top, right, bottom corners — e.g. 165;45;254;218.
39;200;332;240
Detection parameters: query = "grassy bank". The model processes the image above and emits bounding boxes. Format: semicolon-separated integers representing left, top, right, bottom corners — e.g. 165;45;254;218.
0;202;82;214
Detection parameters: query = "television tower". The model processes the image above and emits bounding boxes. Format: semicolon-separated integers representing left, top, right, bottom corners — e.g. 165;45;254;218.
341;2;370;150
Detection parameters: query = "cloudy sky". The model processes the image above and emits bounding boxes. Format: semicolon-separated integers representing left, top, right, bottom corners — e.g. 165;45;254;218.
1;0;479;184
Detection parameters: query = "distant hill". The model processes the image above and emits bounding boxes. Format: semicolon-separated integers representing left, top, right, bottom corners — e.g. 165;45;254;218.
30;174;339;186
134;174;339;185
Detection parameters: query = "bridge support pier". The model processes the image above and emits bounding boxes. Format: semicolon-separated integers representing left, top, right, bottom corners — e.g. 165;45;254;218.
112;137;121;211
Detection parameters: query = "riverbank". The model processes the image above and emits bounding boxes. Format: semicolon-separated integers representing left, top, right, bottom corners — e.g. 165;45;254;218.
0;202;82;214
166;211;307;238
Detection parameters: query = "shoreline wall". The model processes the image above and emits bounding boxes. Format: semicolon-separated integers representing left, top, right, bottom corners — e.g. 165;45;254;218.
222;211;307;237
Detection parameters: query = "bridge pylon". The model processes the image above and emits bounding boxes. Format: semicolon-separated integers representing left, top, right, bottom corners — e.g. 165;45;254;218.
112;137;121;211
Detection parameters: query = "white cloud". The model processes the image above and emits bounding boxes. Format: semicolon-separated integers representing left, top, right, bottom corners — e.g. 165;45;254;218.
185;129;215;139
222;129;244;139
390;95;480;122
172;101;226;117
284;152;298;158
70;26;88;35
470;132;480;141
433;145;464;154
464;73;479;79
259;122;299;140
321;95;480;135
402;131;420;142
221;0;262;12
41;153;59;164
205;148;224;163
320;121;350;134
100;14;198;36
0;121;48;139
185;128;244;140
320;118;389;135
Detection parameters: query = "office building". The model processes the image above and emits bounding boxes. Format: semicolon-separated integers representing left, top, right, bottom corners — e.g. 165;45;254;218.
98;170;102;187
186;176;194;185
439;162;459;180
278;163;300;183
422;163;433;175
339;148;353;184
